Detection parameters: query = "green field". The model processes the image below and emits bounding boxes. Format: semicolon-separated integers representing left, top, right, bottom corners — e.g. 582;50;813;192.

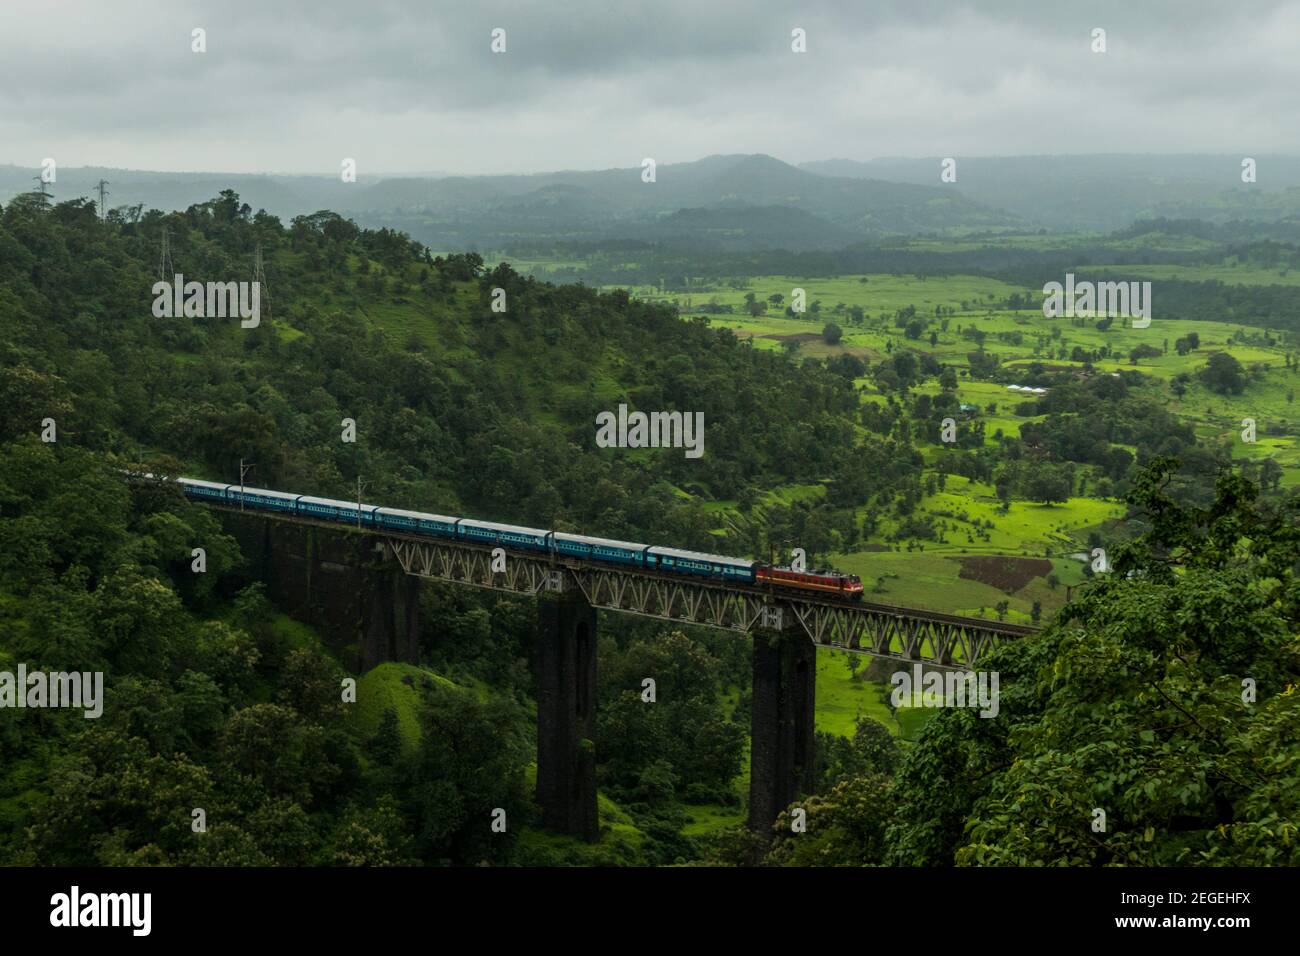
609;269;1300;622
815;648;903;738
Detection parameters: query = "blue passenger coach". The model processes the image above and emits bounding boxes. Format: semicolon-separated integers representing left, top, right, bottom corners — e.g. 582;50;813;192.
374;507;459;539
457;519;551;553
553;532;651;567
647;546;756;583
226;485;300;514
297;495;379;527
177;478;230;501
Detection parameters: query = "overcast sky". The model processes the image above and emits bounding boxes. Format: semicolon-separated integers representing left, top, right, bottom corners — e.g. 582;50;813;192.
3;0;1297;175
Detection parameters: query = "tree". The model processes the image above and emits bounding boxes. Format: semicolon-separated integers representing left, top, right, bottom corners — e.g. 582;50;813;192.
1026;466;1072;506
18;727;215;865
822;322;843;345
278;647;346;722
766;774;896;866
370;707;402;766
634;758;678;804
1198;352;1247;395
596;630;744;801
409;686;531;863
1258;458;1283;492
891;351;917;385
889;458;1300;867
0;365;73;444
219;704;339;804
328;797;413;866
1104;446;1134;482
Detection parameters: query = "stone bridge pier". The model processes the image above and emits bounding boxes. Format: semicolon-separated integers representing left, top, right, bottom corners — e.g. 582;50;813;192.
221;512;819;850
220;513;420;671
748;626;817;842
530;595;816;847
535;592;598;842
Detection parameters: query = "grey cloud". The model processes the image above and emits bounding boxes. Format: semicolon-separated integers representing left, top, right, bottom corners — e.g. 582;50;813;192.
2;0;1296;173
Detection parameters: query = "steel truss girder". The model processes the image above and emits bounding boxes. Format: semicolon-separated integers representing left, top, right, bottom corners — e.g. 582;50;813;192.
383;537;1012;667
385;538;565;595
567;566;783;633
787;602;1002;667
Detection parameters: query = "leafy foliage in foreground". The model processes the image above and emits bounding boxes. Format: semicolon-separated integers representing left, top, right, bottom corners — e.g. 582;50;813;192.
888;457;1300;866
755;459;1298;866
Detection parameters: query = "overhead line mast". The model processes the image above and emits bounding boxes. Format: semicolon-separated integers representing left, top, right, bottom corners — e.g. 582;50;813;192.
31;175;51;206
253;241;271;321
158;226;174;282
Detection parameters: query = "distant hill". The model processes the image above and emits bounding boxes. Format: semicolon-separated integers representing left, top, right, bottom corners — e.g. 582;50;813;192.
632;204;861;251
800;155;1300;232
350;154;1024;250
18;153;1300;249
1;154;1020;252
0;164;368;220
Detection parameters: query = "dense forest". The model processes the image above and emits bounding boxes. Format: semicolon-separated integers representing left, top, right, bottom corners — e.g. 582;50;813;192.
1;192;1297;865
1;190;910;557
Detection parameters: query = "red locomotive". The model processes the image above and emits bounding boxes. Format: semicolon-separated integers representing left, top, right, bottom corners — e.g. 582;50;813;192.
756;564;864;600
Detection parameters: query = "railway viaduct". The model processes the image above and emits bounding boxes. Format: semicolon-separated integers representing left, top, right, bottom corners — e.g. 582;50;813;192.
216;506;1034;844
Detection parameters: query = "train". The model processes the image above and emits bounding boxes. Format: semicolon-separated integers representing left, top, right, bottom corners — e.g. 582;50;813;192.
171;476;865;601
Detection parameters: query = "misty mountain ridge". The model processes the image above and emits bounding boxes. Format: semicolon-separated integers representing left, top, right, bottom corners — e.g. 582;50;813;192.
801;154;1300;232
4;153;1299;251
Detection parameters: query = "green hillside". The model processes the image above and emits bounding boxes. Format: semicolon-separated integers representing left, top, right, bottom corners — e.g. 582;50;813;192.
2;190;1296;869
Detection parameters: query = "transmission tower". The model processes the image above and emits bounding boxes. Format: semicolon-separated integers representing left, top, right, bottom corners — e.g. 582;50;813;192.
158;227;174;282
31;175;51;207
253;241;271;321
95;179;110;220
